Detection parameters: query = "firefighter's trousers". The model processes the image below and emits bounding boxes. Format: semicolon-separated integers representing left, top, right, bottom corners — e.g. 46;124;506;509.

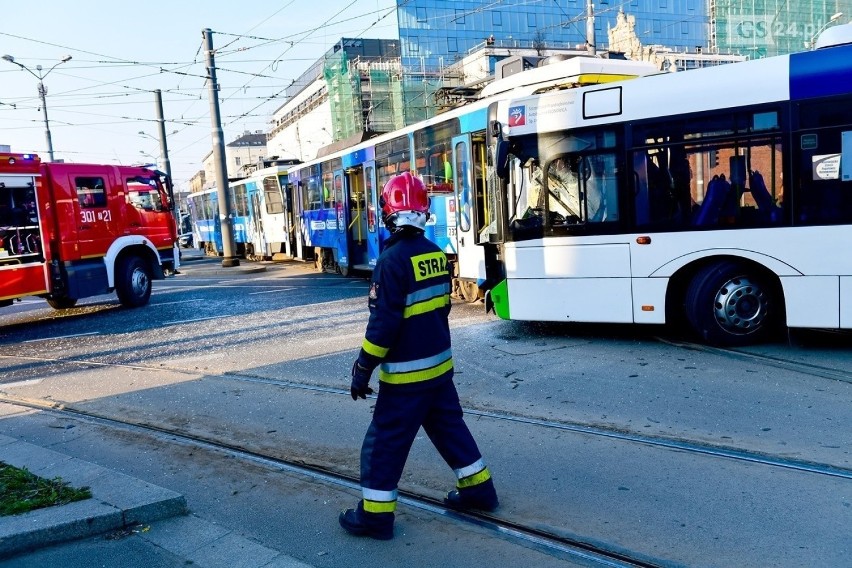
360;379;483;503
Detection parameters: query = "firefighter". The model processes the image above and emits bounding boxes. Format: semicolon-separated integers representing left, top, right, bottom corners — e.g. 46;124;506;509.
339;171;498;540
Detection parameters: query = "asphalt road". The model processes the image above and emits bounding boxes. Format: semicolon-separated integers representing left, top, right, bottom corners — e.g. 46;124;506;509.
1;253;850;567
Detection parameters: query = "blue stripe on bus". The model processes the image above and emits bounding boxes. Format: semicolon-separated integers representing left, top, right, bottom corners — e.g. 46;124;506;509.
790;44;852;101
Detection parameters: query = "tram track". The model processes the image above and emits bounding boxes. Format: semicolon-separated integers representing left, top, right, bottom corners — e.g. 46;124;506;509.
657;336;852;386
0;395;668;568
2;352;851;481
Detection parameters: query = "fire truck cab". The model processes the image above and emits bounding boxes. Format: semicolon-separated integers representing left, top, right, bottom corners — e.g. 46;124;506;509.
0;153;179;310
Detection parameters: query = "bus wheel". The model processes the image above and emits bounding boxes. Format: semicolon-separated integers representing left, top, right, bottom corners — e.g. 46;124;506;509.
460;281;480;303
47;296;78;310
338;263;350;277
684;260;780;346
116;256;152;308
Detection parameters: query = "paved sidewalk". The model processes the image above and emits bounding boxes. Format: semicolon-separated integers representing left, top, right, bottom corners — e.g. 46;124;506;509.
0;435;313;567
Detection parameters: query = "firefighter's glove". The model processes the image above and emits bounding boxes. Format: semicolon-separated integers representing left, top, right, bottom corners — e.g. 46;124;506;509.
350;361;374;401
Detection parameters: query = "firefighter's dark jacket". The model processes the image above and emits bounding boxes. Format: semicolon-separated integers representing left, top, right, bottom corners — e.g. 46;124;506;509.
357;228;452;391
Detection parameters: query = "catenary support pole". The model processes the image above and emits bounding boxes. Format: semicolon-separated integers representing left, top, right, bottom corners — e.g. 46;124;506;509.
154;89;179;226
203;28;239;267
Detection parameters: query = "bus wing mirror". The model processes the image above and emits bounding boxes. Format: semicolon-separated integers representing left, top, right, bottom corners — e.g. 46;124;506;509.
495;140;510;180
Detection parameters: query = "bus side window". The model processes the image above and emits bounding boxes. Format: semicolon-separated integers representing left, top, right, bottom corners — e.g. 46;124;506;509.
584;153;619;223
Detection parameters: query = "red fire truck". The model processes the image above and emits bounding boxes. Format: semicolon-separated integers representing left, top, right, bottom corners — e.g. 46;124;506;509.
0;153;179;310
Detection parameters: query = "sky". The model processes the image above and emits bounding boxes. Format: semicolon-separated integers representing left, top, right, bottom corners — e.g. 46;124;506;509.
0;0;398;191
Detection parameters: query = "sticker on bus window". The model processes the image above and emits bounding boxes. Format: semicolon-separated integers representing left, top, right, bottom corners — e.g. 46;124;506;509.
800;134;818;150
812;154;840;181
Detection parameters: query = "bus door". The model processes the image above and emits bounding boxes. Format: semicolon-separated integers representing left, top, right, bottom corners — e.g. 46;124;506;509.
452;134;487;295
332;168;351;275
362;161;382;268
346;166;369;272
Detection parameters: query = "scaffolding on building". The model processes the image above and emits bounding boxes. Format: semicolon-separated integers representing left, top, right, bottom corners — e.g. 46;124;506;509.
323;51;448;138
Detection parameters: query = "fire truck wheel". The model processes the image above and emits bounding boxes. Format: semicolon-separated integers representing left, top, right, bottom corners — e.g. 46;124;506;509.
46;296;78;310
116;256;152;308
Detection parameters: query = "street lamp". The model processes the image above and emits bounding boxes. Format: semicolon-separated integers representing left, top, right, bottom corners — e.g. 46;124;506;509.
2;54;72;161
806;12;844;49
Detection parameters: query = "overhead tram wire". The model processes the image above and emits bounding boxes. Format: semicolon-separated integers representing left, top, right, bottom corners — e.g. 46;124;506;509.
217;0;362;105
223;0;403;126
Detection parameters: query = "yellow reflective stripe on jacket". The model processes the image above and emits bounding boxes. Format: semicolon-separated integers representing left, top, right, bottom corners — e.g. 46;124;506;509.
379;357;453;385
457;467;492;489
363;499;397;513
410;251;449;282
362;338;389;358
403;294;450;318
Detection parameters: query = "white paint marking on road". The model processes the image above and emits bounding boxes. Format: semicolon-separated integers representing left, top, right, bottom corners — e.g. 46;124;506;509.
2;379;43;388
249;287;296;295
23;332;99;343
163;315;223;325
154;299;205;306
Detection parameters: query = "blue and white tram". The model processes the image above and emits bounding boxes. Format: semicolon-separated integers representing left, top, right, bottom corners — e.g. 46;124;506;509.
287;105;491;296
239;161;300;260
186;185;249;257
186;186;222;255
187;161;300;259
286;55;657;299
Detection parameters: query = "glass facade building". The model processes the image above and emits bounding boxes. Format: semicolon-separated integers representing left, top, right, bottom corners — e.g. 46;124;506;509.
395;0;711;72
713;0;852;58
269;1;851;157
395;1;851;71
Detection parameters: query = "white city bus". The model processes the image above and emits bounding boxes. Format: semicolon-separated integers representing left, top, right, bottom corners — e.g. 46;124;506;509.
482;24;852;346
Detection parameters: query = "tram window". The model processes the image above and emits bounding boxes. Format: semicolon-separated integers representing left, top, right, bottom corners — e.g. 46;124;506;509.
306;177;322;210
262;176;284;214
415;121;459;190
232;184;249;216
456;141;471;232
365;166;377;233
334;173;345;232
322;169;333;208
200;194;213;220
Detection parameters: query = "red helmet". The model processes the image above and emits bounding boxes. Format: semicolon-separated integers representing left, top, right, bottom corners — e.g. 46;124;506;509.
380;172;430;229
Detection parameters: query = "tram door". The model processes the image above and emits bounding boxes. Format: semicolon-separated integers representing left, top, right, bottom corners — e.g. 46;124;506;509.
346;166;369;272
452;134;487;294
249;190;266;257
290;177;306;261
332;168;351;275
279;176;297;258
362;162;382;268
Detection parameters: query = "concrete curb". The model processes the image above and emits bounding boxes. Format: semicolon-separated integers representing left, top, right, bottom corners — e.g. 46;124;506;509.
0;435;187;558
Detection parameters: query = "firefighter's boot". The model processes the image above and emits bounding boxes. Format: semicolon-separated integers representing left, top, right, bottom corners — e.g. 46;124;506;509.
338;501;394;540
444;478;499;512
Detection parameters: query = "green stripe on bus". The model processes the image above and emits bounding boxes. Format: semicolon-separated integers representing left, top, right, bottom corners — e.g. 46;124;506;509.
491;279;510;320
